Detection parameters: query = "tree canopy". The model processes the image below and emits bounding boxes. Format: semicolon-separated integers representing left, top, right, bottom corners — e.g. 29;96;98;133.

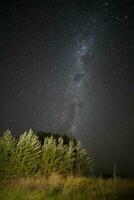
0;129;93;178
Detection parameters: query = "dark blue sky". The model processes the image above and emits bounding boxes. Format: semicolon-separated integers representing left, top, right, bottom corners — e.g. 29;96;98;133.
0;0;134;176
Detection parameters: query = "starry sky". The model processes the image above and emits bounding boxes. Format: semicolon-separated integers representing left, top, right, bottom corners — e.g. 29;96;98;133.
0;0;134;176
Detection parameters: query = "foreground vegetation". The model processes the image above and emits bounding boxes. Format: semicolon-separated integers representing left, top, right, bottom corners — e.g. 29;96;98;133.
0;175;134;200
0;129;134;199
0;129;93;178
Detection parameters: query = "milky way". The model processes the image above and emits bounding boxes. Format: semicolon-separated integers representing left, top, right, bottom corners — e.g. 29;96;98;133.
62;37;94;135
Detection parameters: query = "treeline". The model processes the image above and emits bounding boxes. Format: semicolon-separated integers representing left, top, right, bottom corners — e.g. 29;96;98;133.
0;129;93;178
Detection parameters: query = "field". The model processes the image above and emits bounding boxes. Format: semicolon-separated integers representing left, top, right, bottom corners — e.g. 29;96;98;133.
0;174;134;200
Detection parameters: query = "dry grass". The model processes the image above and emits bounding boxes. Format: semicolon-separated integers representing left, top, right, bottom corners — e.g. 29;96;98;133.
0;175;134;200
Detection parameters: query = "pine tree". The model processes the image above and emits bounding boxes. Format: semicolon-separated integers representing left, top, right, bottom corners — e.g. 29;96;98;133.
14;129;41;176
41;136;70;175
0;130;16;177
75;141;93;176
61;139;76;175
41;136;57;174
53;137;66;173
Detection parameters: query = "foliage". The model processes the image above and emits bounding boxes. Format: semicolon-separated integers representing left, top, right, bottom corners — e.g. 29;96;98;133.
0;129;93;178
41;136;67;175
75;141;94;176
0;130;16;177
61;139;76;175
14;129;41;176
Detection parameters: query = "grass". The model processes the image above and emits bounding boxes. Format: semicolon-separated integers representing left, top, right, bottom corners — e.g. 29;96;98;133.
0;173;134;200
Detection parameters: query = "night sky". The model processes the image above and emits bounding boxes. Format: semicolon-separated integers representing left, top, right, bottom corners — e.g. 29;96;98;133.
0;0;134;176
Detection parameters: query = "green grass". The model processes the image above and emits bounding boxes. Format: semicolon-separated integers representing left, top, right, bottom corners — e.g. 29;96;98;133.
0;174;134;200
